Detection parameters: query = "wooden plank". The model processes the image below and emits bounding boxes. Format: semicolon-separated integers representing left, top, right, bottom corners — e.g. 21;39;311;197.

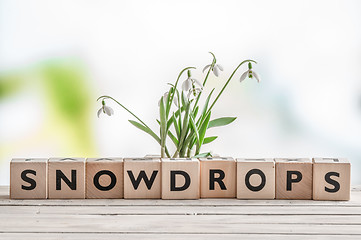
1;185;361;238
0;233;360;240
0;215;360;234
1;185;361;206
0;213;360;224
1;205;361;215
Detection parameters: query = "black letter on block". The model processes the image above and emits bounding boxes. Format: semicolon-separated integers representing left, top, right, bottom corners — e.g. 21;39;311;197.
245;169;266;192
56;170;76;190
94;170;117;191
127;170;158;190
286;171;302;191
325;172;340;193
209;169;227;190
170;171;191;191
21;170;36;190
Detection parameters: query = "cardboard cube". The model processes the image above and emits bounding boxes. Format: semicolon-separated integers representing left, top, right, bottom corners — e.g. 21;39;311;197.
48;158;85;199
275;158;312;199
237;158;275;199
199;157;236;198
161;158;200;199
124;158;161;199
313;158;351;200
10;158;48;199
86;158;123;199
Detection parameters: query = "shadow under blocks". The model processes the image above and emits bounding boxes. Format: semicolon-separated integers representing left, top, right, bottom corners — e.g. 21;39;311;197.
9;157;351;200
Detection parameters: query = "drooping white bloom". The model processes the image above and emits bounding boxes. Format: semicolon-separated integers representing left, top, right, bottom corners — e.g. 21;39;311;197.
158;91;178;107
240;63;260;83
187;86;202;100
202;63;223;77
97;101;114;117
182;70;203;92
239;69;261;83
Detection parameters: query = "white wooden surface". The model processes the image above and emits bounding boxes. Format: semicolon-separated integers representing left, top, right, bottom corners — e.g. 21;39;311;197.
0;186;360;239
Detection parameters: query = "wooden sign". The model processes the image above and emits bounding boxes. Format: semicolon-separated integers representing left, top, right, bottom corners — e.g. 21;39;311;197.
86;158;123;199
9;157;351;200
124;158;161;199
10;158;48;199
200;157;236;198
237;158;275;199
161;158;200;199
312;158;351;200
48;158;85;199
275;158;313;200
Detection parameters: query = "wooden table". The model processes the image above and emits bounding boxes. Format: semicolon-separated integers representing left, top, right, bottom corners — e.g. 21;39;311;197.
0;186;360;239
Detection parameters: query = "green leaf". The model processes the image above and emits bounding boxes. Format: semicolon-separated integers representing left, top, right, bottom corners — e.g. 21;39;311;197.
181;91;188;107
172;113;180;139
193;152;212;158
167;131;179;146
201;88;214;118
189;115;199;145
208;117;236;129
192;106;199;119
177;102;191;151
203;136;218;144
165;87;173;117
159;97;167;145
128;120;160;144
197;111;211;150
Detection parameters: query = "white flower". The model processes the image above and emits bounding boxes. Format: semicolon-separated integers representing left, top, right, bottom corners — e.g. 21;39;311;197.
97;101;114;117
182;70;203;92
239;68;260;83
187;86;202;100
202;63;223;77
158;91;178;107
182;77;202;92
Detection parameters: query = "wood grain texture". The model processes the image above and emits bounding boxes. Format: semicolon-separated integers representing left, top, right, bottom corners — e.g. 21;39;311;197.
275;158;313;200
10;158;48;199
48;158;85;199
313;158;351;200
237;158;275;199
0;186;360;239
124;158;161;199
199;157;236;198
86;158;123;199
161;158;200;199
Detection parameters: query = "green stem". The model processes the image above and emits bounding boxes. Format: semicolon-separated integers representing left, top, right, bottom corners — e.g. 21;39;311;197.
97;95;171;158
192;53;216;112
168;67;195;117
97;95;150;129
206;59;257;115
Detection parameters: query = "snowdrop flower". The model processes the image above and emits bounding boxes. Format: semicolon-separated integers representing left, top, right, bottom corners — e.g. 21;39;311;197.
187;87;202;100
182;70;203;92
97;100;114;117
158;91;178;107
239;62;260;83
202;63;223;77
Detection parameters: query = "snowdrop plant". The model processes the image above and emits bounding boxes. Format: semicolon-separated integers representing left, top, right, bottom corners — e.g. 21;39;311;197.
97;52;259;158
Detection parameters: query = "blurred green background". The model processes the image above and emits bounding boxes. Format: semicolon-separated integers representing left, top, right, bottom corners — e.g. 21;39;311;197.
1;0;360;184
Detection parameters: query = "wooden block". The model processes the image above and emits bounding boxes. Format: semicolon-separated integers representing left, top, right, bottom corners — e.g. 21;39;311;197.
313;158;351;201
275;158;312;199
236;158;275;199
86;158;123;199
161;158;200;199
124;158;161;199
10;158;48;199
48;158;85;199
199;157;236;198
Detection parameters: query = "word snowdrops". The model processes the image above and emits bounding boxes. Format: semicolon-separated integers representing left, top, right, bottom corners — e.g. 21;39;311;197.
10;157;351;200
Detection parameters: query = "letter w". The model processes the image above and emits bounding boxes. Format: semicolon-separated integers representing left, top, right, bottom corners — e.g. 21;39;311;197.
127;170;158;190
